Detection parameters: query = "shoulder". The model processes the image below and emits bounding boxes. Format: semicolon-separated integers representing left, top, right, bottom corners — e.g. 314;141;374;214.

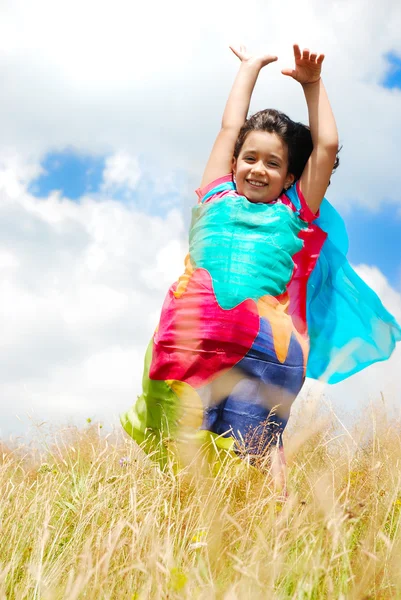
195;174;238;205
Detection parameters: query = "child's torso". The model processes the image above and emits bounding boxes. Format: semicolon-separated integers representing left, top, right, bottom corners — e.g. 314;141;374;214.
188;195;309;309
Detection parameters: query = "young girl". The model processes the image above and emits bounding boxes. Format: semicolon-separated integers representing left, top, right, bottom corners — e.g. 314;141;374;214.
121;44;401;468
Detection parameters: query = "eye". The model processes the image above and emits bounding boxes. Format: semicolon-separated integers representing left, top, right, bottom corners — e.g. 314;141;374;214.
244;156;255;162
268;161;280;168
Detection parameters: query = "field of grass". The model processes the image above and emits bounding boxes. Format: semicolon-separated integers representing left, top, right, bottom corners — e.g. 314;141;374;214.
1;401;401;599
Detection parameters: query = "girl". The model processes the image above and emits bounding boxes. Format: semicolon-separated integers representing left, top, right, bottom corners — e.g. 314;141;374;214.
121;44;401;469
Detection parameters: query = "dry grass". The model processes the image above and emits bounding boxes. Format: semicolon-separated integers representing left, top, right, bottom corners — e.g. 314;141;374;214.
1;402;401;599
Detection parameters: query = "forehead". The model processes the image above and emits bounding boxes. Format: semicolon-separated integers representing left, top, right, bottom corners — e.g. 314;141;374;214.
241;130;287;157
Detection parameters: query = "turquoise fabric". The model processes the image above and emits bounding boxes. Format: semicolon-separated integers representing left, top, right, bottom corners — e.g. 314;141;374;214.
190;195;307;310
306;198;401;383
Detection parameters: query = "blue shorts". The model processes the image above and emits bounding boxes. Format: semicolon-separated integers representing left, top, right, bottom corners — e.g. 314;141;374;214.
199;330;306;455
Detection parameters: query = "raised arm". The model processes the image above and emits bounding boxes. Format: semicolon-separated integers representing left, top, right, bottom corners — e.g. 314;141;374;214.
282;45;339;214
200;46;277;190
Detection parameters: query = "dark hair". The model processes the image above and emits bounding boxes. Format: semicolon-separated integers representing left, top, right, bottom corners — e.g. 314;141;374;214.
234;108;340;182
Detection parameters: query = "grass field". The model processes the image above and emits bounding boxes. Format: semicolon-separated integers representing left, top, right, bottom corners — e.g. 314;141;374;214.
1;400;401;599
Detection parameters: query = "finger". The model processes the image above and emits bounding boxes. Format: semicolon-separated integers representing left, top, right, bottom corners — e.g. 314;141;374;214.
281;68;297;78
229;45;243;60
293;44;302;60
310;52;318;62
317;53;325;64
302;48;310;60
265;55;278;63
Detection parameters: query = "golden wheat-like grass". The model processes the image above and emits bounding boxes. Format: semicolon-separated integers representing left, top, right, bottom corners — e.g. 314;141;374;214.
1;400;401;599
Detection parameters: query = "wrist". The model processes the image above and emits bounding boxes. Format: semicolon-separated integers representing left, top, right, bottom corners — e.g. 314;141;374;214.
301;77;321;88
239;59;264;73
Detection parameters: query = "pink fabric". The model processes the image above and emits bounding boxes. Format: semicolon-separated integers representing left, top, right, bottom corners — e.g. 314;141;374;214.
295;181;320;222
195;174;234;204
150;268;260;387
280;185;327;334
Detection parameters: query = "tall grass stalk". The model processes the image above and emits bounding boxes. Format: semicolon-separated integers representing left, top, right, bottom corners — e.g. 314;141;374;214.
1;402;401;599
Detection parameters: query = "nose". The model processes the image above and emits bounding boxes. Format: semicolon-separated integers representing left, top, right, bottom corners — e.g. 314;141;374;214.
251;161;266;176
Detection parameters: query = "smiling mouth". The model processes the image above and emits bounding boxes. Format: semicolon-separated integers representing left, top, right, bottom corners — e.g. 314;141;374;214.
246;179;268;188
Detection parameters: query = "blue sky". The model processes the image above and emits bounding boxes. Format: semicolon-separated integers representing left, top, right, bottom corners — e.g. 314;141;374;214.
29;150;188;217
29;151;105;200
343;204;401;287
383;52;401;89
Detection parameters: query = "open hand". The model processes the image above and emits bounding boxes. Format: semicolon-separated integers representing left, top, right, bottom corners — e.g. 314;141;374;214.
230;44;278;69
281;44;324;84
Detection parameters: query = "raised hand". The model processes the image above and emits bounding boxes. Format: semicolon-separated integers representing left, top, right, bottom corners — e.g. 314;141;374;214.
281;44;324;84
229;44;278;69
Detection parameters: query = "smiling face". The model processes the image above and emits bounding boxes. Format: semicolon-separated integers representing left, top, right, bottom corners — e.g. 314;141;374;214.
232;130;295;203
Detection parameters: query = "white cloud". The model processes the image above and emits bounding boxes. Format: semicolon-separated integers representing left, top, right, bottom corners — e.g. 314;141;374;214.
354;265;401;321
0;151;43;199
1;0;401;438
101;152;141;193
140;239;188;291
0;165;187;438
0;0;401;209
